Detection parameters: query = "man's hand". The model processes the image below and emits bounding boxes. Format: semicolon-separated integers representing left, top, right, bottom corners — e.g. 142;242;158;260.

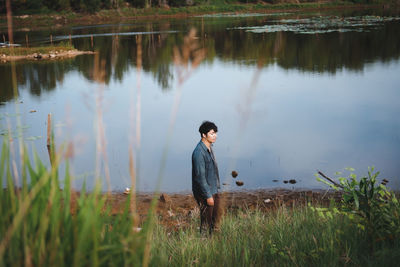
206;197;214;206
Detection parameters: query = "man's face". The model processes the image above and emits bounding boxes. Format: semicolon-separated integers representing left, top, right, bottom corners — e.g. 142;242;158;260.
204;129;217;143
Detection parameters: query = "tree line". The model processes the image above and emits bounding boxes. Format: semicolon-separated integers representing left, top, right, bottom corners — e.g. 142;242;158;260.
0;0;368;15
2;0;235;14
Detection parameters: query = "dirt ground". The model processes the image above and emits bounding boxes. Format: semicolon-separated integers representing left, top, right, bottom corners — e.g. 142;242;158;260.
71;189;343;230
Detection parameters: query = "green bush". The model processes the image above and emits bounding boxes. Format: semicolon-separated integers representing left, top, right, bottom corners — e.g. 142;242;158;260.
237;0;259;3
43;0;71;10
317;167;400;249
127;0;146;8
81;0;102;12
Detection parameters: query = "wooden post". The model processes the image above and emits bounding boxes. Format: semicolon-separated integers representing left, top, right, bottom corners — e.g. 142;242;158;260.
2;34;5;43
47;114;53;165
50;34;53;45
25;34;29;48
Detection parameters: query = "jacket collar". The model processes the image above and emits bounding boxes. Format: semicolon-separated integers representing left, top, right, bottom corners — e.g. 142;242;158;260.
199;140;217;165
199;140;211;153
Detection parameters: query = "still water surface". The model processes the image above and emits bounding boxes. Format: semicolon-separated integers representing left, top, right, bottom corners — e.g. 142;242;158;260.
1;9;400;192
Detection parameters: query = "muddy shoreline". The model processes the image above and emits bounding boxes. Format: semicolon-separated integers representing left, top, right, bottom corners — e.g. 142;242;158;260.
69;188;343;230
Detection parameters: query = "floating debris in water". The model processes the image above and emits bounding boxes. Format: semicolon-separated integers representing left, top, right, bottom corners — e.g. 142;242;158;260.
272;179;279;182
29;110;37;113
236;181;244;186
231;171;238;178
229;15;400;34
222;183;230;186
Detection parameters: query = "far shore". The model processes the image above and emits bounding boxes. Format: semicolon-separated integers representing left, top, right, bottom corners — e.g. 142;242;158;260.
0;3;391;31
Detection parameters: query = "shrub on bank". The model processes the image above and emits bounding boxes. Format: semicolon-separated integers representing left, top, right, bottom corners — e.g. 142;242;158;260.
317;167;400;252
0;0;396;15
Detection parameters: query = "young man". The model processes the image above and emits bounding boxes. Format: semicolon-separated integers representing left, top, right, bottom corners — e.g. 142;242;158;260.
192;121;221;234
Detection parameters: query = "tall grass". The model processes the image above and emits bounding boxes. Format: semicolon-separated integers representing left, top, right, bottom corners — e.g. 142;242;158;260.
151;206;400;266
0;140;153;266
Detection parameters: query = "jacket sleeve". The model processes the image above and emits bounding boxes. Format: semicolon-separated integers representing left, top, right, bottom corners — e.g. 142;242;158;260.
192;150;212;199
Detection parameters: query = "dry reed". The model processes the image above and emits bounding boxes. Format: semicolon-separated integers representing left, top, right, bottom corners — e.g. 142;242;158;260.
93;53;111;193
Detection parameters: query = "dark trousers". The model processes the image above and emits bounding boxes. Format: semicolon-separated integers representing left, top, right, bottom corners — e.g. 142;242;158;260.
194;193;222;235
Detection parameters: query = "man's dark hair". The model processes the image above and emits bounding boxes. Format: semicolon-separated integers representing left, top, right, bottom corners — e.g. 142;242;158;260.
199;121;218;137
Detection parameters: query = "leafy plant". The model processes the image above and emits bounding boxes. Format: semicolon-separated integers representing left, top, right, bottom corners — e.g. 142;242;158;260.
316;167;400;249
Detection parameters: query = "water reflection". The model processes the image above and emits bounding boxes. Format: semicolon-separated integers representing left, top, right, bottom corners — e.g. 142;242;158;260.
1;13;400;103
1;11;400;191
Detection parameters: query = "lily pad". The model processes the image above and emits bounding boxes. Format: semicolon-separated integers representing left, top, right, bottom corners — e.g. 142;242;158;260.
229;16;400;34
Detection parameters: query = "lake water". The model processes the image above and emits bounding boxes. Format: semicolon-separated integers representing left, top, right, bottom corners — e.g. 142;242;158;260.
1;8;400;192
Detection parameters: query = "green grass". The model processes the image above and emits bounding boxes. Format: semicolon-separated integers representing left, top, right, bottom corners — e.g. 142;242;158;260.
0;42;75;56
97;1;359;17
0;141;153;266
151;207;400;266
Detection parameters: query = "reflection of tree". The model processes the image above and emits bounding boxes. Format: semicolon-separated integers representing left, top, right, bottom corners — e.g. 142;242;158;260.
213;22;400;73
23;61;74;96
274;22;400;73
153;63;173;89
1;18;400;102
0;65;17;103
0;60;74;102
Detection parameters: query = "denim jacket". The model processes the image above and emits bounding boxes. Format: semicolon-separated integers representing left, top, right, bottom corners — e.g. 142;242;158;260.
192;141;220;199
